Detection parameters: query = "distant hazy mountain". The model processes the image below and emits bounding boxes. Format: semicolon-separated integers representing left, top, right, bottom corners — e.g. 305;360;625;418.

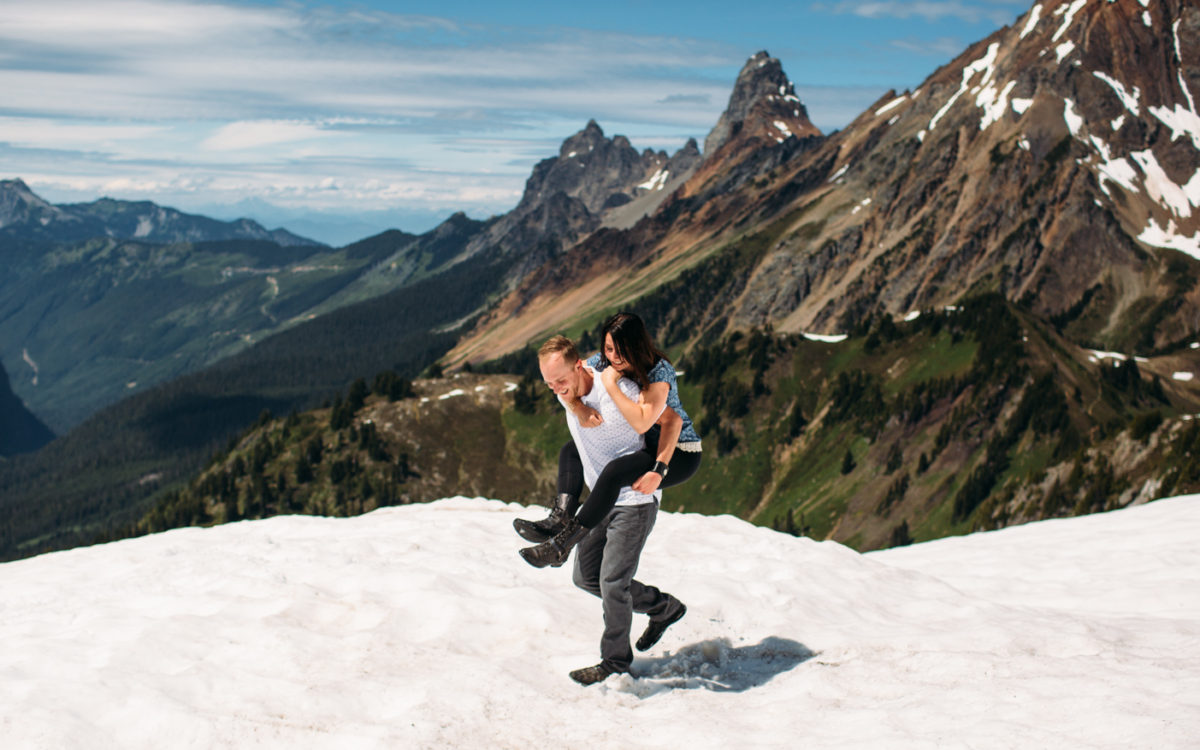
0;179;322;247
194;198;451;247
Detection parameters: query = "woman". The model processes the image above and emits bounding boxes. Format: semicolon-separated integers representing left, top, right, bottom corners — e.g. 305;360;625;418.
514;311;703;544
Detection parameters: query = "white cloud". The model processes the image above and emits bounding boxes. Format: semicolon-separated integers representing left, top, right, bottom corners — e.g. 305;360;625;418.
201;121;334;152
0;0;290;41
0;1;734;126
816;0;1024;25
0;0;1004;238
0;117;166;149
889;36;971;57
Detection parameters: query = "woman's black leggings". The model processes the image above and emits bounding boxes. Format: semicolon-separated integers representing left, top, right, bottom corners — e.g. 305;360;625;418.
558;428;702;528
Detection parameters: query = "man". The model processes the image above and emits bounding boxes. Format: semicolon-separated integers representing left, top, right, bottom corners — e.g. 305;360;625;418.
519;335;687;686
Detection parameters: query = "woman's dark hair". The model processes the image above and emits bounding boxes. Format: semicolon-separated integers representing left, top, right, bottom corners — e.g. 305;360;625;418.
598;312;668;390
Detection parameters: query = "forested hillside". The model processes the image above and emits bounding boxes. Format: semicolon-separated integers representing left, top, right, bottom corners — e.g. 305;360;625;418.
107;291;1200;556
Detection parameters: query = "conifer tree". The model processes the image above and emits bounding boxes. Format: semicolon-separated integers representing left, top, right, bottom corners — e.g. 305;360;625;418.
885;443;903;474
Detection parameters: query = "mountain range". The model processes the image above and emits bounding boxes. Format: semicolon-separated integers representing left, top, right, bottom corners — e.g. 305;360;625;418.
1;0;1198;561
0;179;320;247
450;0;1200;362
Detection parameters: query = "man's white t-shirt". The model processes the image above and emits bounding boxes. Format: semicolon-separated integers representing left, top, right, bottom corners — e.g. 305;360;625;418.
559;365;661;506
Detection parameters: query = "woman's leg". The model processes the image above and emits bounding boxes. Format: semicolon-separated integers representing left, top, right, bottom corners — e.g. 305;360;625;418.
558;440;585;498
574;451;655;528
660;450;702;490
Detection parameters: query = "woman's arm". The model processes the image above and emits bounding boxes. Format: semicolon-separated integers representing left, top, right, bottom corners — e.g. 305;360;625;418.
562;396;603;428
632;408;682;495
600;367;668;433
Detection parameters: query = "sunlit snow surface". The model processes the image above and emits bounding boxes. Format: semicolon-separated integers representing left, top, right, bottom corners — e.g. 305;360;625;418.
2;496;1198;748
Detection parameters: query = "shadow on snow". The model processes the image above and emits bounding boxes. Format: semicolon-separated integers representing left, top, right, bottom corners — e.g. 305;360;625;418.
621;636;816;697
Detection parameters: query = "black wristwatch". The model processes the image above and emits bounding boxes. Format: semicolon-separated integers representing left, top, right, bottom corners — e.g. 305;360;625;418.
652;461;670;478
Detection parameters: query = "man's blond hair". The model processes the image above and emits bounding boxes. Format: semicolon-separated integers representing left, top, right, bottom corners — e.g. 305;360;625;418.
538;334;580;364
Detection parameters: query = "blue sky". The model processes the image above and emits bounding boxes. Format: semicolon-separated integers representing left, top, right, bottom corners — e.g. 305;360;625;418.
0;0;1032;244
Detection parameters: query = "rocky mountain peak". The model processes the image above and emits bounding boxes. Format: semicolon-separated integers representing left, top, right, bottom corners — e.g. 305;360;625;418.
1;177;34;196
518;120;694;217
0;178;68;229
703;51;821;157
559;119;609;159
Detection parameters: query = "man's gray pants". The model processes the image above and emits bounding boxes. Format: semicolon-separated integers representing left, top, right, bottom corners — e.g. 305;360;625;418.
571;501;681;672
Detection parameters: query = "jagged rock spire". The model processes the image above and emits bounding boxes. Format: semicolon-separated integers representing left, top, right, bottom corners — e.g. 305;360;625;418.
704;51;821;157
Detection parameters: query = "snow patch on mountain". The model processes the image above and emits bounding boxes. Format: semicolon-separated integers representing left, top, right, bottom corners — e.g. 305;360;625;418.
875;95;907;117
1051;0;1088;43
1131;149;1198;219
638;168;669;191
1020;3;1043;39
1063;98;1084;137
1055;40;1076;64
977;79;1016;130
1174;19;1195;112
1151;103;1200;151
802;332;848;343
1093;71;1141;115
1139;218;1200;261
928;42;1000;134
21;349;39;387
1095;151;1140;197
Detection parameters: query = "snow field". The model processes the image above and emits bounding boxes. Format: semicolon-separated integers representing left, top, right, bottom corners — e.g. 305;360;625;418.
0;495;1197;748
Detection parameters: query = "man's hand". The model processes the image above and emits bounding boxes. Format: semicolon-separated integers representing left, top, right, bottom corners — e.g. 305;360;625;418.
632;471;663;495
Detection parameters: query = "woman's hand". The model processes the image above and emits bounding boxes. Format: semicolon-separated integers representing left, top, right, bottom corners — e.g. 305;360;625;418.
600;365;622;391
566;397;603;428
578;406;603;428
632;471;663;495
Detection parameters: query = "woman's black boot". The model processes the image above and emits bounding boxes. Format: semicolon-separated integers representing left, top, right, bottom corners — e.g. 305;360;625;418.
513;493;578;543
519;517;589;568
